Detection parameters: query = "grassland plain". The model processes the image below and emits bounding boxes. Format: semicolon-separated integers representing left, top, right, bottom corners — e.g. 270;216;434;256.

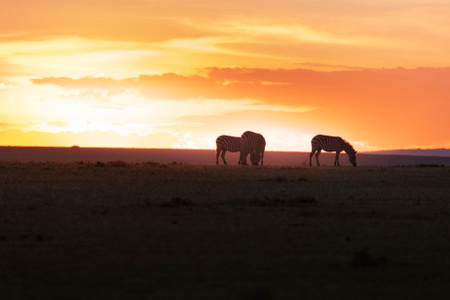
0;162;449;300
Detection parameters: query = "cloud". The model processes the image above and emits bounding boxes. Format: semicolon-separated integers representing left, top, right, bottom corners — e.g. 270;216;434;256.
30;67;450;149
0;122;19;128
48;121;69;127
32;66;450;108
295;62;375;71
0;59;27;79
32;76;121;90
0;82;10;90
0;1;225;43
3;1;450;70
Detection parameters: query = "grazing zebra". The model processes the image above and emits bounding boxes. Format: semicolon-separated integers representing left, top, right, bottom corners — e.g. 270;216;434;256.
250;150;262;166
241;131;266;166
216;135;244;165
310;134;357;167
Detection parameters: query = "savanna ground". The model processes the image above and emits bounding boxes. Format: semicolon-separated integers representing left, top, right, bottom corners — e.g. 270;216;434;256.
0;161;449;299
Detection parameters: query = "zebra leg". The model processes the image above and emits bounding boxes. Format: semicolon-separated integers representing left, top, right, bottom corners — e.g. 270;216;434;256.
221;150;227;165
309;150;315;166
216;149;221;165
335;152;340;167
240;150;248;165
315;150;321;166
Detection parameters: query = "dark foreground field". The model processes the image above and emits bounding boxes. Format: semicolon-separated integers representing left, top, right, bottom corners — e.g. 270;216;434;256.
0;162;449;299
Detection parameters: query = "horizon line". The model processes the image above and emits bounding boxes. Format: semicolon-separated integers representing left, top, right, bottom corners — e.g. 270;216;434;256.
1;145;449;154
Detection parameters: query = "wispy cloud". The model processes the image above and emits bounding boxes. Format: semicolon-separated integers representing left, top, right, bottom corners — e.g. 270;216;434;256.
47;121;69;127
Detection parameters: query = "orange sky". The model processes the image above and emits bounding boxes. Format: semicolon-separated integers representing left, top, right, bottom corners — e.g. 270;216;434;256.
1;0;450;151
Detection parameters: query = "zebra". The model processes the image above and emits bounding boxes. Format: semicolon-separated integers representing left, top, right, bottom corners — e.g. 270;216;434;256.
310;134;357;167
241;131;266;166
250;150;263;166
215;135;244;165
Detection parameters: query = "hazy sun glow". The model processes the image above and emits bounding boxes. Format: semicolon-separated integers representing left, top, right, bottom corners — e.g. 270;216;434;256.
1;0;450;151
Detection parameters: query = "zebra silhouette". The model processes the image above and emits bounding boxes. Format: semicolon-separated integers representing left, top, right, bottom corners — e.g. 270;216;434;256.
310;134;357;167
241;131;266;166
216;135;244;165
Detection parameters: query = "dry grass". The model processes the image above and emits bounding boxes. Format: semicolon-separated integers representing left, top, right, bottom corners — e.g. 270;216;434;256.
0;162;449;299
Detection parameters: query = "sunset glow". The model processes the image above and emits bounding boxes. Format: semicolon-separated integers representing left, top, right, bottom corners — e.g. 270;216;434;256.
1;0;450;151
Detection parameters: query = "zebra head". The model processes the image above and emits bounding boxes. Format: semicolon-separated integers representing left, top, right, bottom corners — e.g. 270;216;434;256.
250;151;261;166
347;151;357;167
344;143;357;167
349;152;357;167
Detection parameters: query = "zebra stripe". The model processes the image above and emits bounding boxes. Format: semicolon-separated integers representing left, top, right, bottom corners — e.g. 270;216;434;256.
310;134;357;167
216;135;244;165
241;131;266;166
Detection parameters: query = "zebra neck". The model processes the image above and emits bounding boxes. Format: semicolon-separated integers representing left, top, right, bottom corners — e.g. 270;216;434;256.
344;143;355;155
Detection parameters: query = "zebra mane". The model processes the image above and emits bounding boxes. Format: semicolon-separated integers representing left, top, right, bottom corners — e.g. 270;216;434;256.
344;141;356;155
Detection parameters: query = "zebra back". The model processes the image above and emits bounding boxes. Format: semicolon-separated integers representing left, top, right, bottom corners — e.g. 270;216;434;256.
241;131;266;153
216;135;243;152
311;134;348;152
